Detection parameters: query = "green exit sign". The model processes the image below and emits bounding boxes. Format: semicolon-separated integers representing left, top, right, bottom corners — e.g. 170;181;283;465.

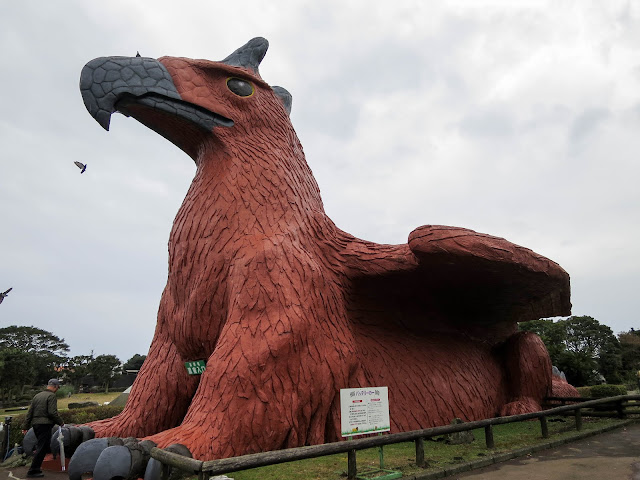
185;360;206;375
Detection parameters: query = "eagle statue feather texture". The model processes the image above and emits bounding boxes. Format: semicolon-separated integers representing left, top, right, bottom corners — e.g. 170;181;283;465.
72;37;575;466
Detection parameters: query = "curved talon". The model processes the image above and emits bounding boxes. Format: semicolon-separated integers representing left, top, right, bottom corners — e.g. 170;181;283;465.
50;428;61;456
68;437;123;480
67;426;84;451
164;444;191;457
51;426;84;457
79;425;95;442
143;444;191;480
22;428;37;456
82;439;158;480
93;445;132;480
124;439;157;479
143;458;163;480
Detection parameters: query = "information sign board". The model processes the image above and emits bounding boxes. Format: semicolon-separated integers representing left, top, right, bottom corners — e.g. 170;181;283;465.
340;386;390;437
185;360;206;375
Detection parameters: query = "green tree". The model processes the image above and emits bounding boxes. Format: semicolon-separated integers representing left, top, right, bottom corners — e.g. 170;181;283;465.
0;326;69;385
88;355;121;393
618;330;640;384
518;318;567;362
519;316;622;387
564;316;622;384
122;354;146;373
62;354;94;389
0;348;36;402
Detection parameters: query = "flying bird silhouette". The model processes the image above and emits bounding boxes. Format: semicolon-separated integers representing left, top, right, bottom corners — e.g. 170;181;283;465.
0;288;12;305
74;161;87;173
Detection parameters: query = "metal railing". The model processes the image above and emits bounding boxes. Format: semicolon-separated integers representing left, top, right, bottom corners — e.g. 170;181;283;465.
149;394;640;480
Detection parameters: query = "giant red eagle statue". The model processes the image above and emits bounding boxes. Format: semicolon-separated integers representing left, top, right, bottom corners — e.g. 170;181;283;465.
64;37;576;478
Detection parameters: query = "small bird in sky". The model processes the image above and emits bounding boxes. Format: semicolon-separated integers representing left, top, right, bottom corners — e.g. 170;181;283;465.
136;51;141;57
0;287;12;305
74;161;87;173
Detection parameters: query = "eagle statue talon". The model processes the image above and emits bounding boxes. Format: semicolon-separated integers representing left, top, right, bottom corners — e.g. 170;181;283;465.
67;436;164;480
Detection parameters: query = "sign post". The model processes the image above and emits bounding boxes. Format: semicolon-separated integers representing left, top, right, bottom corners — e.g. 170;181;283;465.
340;387;401;480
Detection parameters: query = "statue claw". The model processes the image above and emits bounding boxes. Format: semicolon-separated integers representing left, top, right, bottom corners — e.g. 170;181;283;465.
50;425;86;458
24;425;91;459
92;445;132;480
68;437;123;480
79;425;96;442
143;444;192;480
70;437;157;480
22;428;36;456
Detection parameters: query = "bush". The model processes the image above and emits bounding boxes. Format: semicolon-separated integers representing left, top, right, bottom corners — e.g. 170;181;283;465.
60;405;123;425
68;402;100;409
589;384;627;399
8;405;124;447
576;386;592;397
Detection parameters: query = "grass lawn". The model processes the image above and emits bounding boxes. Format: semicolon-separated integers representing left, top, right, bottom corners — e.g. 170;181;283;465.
0;392;121;416
228;417;627;480
56;392;121;410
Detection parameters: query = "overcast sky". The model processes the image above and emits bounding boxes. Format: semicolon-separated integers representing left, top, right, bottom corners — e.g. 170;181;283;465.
1;1;639;362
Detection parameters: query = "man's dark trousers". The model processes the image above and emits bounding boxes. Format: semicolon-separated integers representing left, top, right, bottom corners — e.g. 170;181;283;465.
29;424;54;473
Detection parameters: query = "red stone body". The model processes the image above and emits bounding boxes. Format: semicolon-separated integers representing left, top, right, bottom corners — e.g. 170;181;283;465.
85;41;576;459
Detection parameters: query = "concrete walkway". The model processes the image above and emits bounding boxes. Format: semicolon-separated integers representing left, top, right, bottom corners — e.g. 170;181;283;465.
451;422;640;480
1;456;68;480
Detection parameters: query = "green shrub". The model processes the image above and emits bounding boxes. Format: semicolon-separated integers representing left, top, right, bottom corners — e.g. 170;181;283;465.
60;405;124;424
589;384;627;399
68;401;100;409
7;405;124;448
576;386;591;397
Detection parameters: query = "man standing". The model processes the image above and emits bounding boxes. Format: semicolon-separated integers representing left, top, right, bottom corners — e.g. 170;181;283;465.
23;379;64;478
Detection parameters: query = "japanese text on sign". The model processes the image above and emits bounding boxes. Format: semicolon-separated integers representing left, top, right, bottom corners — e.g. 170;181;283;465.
340;386;390;437
185;360;206;375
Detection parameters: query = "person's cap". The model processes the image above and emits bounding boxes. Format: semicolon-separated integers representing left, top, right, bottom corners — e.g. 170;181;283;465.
48;378;61;387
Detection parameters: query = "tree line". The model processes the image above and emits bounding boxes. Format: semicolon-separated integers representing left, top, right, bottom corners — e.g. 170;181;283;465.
2;317;637;401
0;325;146;403
519;315;640;387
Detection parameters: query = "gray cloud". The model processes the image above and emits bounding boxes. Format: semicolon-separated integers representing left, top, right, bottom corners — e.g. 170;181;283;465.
2;0;640;363
569;107;610;143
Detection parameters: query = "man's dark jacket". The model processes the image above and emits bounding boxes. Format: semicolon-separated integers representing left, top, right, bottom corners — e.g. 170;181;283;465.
25;390;64;427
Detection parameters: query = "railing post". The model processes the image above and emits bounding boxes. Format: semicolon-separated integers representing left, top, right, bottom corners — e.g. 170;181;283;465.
198;471;210;480
348;449;357;480
484;424;495;449
415;437;425;467
539;415;549;439
575;408;582;431
617;400;625;419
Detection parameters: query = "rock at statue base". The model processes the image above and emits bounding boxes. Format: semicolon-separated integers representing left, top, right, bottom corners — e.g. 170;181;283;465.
444;418;475;445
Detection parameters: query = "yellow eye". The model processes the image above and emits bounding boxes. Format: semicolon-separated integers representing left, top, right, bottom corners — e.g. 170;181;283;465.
226;77;254;97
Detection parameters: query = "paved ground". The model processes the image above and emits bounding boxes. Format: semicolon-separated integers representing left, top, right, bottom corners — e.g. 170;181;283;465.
1;456;68;480
452;422;640;480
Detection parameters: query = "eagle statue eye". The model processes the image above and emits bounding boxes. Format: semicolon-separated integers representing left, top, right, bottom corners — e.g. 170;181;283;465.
226;77;255;97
